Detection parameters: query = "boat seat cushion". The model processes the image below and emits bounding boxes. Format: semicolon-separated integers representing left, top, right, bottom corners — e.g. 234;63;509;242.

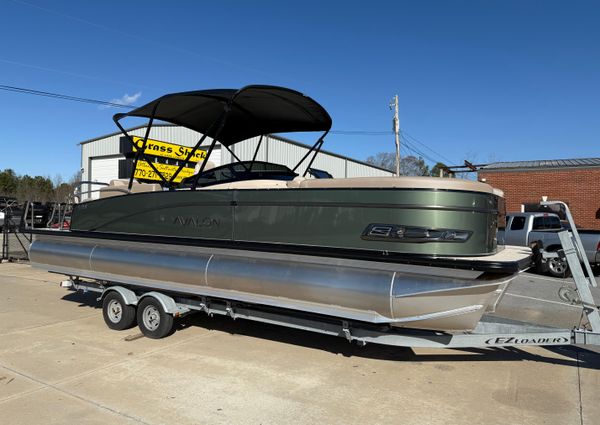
99;179;162;198
194;176;498;195
297;176;497;194
200;179;290;190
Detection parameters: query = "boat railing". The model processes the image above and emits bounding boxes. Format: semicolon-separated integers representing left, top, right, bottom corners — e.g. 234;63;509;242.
45;202;71;230
72;181;131;203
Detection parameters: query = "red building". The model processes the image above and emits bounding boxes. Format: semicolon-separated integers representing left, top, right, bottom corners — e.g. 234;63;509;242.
478;158;600;230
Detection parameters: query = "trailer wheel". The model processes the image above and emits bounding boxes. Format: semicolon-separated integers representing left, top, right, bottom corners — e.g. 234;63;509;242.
102;292;136;330
137;297;174;339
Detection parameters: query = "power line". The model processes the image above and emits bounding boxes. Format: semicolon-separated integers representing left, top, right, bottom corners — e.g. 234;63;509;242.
401;130;456;164
9;0;276;79
401;137;439;164
0;85;137;109
0;83;457;166
0;58;154;89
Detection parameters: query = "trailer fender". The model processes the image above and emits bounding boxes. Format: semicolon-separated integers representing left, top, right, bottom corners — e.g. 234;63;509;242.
101;286;138;306
139;291;190;316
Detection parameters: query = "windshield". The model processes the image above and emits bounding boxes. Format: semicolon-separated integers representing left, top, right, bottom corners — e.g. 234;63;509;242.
180;161;298;188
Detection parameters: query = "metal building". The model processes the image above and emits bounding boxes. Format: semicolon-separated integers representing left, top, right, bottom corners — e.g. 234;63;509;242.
80;124;393;199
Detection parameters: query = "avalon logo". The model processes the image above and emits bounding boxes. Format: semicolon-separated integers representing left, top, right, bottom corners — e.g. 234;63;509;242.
172;216;220;228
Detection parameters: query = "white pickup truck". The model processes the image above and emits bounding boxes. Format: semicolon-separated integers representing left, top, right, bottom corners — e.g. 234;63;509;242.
498;212;600;277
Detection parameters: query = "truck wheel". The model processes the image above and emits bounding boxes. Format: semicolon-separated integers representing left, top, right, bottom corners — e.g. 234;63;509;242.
102;292;137;330
137;297;174;339
547;256;569;278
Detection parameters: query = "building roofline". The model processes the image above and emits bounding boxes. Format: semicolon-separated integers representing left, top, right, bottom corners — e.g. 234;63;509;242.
79;124;394;174
480;165;600;173
479;157;600;172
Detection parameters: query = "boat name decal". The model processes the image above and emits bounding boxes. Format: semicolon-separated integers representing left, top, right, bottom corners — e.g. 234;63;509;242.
172;216;220;228
361;223;472;243
484;336;569;345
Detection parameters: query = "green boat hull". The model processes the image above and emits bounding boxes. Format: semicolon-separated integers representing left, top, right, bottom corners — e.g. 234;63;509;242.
71;188;499;257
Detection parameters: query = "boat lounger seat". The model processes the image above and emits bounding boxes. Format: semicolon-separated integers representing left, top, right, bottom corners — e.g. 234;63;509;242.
99;179;162;198
297;176;498;194
200;179;291;190
196;176;499;195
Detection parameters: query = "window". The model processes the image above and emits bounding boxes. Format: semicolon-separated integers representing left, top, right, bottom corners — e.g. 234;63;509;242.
510;216;526;231
307;168;333;179
179;161;298;188
532;215;562;230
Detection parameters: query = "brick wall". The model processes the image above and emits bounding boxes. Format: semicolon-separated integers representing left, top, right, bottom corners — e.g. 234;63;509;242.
478;168;600;230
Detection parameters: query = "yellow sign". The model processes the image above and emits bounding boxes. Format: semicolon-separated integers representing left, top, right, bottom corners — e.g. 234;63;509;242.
132;136;207;162
134;160;196;183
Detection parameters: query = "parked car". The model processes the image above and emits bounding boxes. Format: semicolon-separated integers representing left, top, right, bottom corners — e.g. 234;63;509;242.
498;212;600;277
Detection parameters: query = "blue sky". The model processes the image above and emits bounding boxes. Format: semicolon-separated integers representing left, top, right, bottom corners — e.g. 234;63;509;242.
1;0;599;178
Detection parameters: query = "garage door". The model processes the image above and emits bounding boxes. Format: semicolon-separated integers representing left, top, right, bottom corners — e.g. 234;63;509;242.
89;156;121;199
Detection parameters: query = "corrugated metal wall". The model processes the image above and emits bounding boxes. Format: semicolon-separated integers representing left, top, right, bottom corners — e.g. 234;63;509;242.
81;125;392;195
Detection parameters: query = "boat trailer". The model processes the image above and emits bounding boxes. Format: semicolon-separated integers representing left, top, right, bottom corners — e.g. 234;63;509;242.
60;201;600;350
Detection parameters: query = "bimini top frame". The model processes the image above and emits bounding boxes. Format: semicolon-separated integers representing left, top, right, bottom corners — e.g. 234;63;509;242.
113;85;332;190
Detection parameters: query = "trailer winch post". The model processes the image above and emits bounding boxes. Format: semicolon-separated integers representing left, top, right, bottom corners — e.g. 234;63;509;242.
541;200;597;288
538;200;600;333
557;231;600;331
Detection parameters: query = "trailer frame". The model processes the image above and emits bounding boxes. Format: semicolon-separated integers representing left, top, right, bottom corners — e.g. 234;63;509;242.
57;200;600;349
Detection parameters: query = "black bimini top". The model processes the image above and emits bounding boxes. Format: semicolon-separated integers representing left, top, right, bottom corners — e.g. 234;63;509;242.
113;85;332;146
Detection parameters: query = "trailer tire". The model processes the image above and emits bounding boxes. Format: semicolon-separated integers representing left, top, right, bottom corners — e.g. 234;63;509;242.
137;297;174;339
102;292;137;330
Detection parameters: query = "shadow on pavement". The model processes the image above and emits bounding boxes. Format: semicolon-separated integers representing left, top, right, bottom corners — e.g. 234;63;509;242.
179;311;600;369
61;289;600;369
62;291;101;308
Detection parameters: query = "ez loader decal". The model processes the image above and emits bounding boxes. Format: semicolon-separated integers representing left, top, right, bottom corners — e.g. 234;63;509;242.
485;336;569;346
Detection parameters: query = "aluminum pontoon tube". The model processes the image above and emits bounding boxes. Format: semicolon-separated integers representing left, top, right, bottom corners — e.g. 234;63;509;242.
29;234;518;331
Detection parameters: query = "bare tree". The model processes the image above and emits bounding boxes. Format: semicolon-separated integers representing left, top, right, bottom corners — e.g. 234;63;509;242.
366;152;430;176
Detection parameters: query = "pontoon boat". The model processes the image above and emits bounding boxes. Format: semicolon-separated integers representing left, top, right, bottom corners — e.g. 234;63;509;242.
30;85;531;332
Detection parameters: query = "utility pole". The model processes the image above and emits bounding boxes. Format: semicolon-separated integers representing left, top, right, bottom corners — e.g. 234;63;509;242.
389;95;400;176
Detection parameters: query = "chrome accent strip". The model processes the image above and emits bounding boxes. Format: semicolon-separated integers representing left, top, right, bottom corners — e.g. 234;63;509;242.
390;305;484;323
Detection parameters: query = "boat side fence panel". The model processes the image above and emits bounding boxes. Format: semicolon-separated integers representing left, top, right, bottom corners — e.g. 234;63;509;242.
1;208;31;262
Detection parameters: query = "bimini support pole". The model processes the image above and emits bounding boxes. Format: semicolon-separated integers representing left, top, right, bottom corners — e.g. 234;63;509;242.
223;144;243;163
250;135;264;169
167;132;211;187
114;101;170;189
291;130;329;176
189;106;232;190
167;104;238;187
302;137;325;177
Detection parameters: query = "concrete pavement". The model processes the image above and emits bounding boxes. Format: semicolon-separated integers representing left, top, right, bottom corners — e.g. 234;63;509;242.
1;263;599;425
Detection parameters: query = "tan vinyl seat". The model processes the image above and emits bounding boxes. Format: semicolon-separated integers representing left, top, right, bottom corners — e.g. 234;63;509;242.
296;176;497;195
286;176;306;188
99;179;162;198
183;176;499;195
200;179;290;190
194;160;216;174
